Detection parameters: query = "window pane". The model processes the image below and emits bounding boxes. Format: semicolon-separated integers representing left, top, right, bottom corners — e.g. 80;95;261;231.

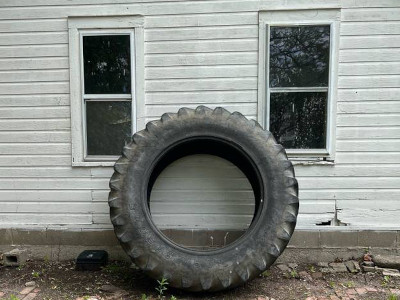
270;92;327;149
86;101;131;156
83;35;131;94
270;26;330;87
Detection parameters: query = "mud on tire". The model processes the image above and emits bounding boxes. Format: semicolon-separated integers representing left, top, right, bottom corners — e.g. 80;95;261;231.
109;106;299;292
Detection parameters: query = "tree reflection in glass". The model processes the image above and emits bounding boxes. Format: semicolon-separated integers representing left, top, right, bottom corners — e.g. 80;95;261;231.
86;101;131;155
270;92;327;149
270;26;330;88
83;35;131;94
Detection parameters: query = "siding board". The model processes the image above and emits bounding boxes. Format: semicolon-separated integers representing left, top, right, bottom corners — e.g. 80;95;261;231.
0;19;67;33
338;88;400;101
0;57;68;70
146;25;258;41
0;190;92;201
0;70;69;83
146;90;257;104
339;49;400;63
0;45;68;58
0;106;69;118
337;127;400;139
145;65;258;79
0;32;67;45
146;78;257;92
0;119;70;131
146;39;258;54
339;62;400;75
341;22;400;36
340;35;400;49
0;143;70;155
0;131;70;143
337;114;400;126
0;94;69;106
145;52;258;67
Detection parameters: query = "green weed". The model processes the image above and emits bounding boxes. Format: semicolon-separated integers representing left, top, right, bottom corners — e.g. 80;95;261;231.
155;277;169;299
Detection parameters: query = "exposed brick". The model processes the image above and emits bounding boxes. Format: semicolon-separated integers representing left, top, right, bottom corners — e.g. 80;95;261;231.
346;288;357;296
23;293;38;300
20;286;35;295
390;289;400;295
366;287;378;292
356;287;367;295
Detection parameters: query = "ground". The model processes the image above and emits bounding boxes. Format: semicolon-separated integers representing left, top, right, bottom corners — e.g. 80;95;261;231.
0;260;399;300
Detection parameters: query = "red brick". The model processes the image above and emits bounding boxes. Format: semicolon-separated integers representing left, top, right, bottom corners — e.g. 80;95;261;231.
0;292;4;298
390;289;400;295
330;296;340;300
366;287;378;292
23;292;37;300
356;287;367;295
346;288;357;295
20;286;35;295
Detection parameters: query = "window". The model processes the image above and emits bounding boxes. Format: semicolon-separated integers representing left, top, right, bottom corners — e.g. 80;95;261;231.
68;16;144;166
258;10;340;158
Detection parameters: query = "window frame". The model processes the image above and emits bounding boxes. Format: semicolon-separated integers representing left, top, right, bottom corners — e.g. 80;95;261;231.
258;9;340;160
68;16;144;166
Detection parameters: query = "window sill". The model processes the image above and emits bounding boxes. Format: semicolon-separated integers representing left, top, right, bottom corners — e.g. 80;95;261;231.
290;157;335;166
72;161;116;167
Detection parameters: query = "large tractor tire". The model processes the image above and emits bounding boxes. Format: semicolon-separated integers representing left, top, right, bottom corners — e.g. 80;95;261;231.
109;106;299;292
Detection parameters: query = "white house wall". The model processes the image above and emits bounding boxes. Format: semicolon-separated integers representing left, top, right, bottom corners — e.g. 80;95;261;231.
0;0;399;230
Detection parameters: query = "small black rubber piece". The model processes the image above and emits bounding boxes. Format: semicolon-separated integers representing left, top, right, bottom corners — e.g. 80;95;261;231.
109;106;299;292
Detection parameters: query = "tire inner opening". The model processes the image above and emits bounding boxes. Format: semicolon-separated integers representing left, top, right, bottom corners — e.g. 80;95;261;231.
147;137;264;251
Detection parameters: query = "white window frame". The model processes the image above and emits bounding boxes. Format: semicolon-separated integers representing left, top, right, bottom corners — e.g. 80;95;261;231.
258;9;340;160
68;16;145;167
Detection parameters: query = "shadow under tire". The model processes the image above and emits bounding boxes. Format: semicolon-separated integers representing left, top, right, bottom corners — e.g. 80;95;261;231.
109;106;299;292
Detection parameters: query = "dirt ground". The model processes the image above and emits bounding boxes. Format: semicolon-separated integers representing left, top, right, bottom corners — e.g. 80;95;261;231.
0;259;399;300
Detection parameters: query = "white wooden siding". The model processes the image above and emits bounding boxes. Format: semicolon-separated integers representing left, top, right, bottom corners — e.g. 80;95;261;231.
0;0;399;231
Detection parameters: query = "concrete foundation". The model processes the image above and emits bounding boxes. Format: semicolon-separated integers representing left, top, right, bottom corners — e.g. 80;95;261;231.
0;229;399;263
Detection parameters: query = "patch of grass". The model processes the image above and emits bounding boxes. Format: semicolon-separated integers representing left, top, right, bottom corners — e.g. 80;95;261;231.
329;281;336;289
5;294;19;300
344;281;355;288
388;294;398;300
170;296;178;300
31;270;40;278
141;294;149;300
261;270;272;278
309;265;316;273
381;275;391;287
290;270;299;279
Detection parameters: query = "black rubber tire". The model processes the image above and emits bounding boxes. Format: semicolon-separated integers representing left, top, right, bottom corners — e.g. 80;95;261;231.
109;106;299;292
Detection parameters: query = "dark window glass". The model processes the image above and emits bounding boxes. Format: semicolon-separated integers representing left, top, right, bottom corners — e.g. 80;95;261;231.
270;92;327;149
83;35;131;94
86;101;131;155
270;26;330;87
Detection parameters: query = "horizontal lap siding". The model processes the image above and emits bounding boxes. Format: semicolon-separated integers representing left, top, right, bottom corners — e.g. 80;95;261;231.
0;0;399;230
333;3;400;227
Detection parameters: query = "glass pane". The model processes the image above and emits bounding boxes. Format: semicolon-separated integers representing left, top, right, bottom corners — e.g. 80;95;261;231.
83;35;131;94
86;101;131;156
270;92;327;149
270;26;330;87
